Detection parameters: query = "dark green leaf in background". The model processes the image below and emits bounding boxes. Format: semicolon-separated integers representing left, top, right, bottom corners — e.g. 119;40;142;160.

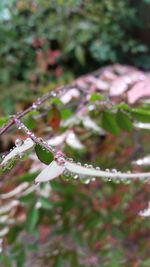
39;196;53;210
130;108;150;122
102;110;120;135
26;206;39;233
116;111;133;131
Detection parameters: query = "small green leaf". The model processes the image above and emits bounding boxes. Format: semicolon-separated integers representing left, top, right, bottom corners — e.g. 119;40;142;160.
24;116;35;130
116;111;132;131
35;144;53;165
89;93;104;102
0;117;8;127
102;110;120;135
26;206;39;233
50;97;62;106
39;196;53;210
54;254;63;267
115;102;129;110
61;109;72;120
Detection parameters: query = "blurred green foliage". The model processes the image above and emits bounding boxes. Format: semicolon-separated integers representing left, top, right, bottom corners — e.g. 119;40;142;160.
0;0;150;114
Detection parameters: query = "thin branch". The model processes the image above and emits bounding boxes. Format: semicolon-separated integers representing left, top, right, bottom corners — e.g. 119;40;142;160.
13;118;57;156
0;84;74;136
0;67;104;136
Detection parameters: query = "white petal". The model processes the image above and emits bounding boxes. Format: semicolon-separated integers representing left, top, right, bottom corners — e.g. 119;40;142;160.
66;131;84;150
85;76;109;90
1;138;34;165
61;88;80;104
83;116;104;134
35;160;65;183
48;133;66;146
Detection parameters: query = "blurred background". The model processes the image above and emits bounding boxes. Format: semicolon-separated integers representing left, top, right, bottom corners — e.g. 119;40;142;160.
0;0;150;115
0;1;150;267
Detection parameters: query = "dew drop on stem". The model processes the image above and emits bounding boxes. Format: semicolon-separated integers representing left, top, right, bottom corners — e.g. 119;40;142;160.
15;138;23;147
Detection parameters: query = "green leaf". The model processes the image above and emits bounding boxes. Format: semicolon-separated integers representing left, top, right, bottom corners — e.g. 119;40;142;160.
115;102;129;110
130;108;150;122
75;45;85;65
143;259;150;266
24;116;35;130
89;93;104;102
50;97;62;106
7;226;22;244
0;254;11;267
116;111;132;131
102;110;120;135
16;248;25;267
54;254;63;267
26;206;39;233
0;116;8;127
39;196;53;210
60;109;73;120
35;144;53;165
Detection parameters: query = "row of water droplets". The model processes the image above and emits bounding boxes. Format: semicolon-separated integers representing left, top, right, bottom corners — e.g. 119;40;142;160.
31;90;58;111
63;158;132;185
15;119;56;155
2;134;149;185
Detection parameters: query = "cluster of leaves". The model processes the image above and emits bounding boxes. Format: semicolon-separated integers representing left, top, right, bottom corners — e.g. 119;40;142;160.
0;0;150;114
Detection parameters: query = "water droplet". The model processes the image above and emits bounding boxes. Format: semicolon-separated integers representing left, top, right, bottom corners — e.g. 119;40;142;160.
105;168;110;172
27;131;32;136
63;171;70;181
88;164;93;168
103;176;109;182
114;178;120;184
15;138;23;147
73;174;79;180
55;156;65;165
84;178;90;184
96;167;100;170
51;91;57;97
112;169;117;173
68;158;73;162
77;162;81;166
19;153;23;159
124;179;131;184
91;177;96;182
84;163;88;167
32;103;37;109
